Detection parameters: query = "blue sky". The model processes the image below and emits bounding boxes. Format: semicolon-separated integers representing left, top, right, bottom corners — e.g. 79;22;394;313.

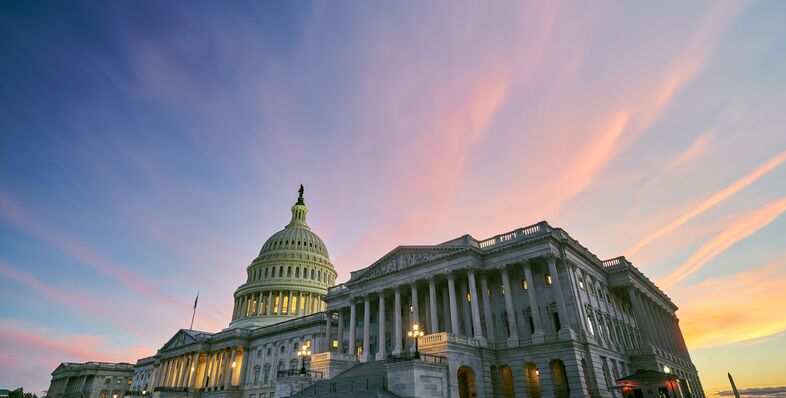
2;1;786;395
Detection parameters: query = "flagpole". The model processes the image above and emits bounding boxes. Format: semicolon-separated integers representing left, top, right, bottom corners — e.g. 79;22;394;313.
190;291;199;330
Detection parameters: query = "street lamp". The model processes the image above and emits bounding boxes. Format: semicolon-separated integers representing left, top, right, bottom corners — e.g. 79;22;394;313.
297;344;311;374
407;323;424;359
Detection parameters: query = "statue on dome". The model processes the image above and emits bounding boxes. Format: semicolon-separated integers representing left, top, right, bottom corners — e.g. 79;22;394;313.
297;184;305;205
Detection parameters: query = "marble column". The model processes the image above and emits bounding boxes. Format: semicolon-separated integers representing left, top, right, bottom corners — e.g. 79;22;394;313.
500;266;519;343
277;290;283;315
325;312;332;353
394;287;403;354
337;309;345;353
428;277;438;333
267;291;274;316
467;270;485;341
480;272;495;340
627;287;653;350
459;279;472;336
546;254;572;336
348;300;357;359
523;262;544;340
447;274;460;335
376;292;386;360
362;295;371;362
411;284;420;329
226;349;236;387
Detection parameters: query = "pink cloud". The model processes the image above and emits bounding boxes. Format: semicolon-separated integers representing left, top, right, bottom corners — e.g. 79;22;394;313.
660;196;786;288
626;150;786;257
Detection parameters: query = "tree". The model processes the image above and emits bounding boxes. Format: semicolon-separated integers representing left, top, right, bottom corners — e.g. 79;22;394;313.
9;388;38;398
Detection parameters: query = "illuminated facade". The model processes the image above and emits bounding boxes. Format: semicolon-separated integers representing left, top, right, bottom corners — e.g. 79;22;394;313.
46;188;705;398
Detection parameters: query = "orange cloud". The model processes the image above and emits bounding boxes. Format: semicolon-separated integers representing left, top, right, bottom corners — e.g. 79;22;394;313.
660;196;786;288
627;150;786;256
672;259;786;349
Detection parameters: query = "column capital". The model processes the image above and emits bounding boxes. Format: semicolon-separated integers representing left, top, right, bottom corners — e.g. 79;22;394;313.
543;251;558;263
464;265;479;275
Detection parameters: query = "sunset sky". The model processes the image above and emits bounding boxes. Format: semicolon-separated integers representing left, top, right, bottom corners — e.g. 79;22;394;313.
2;1;786;396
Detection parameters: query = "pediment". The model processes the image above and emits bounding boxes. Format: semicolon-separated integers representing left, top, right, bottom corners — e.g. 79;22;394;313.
350;246;463;283
160;329;208;352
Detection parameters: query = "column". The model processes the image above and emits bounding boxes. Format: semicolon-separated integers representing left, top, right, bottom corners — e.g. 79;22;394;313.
189;353;198;388
287;291;294;315
546;254;572;336
267;291;274;315
627;287;653;350
467;269;485;341
325;312;332;353
394;287;403;354
200;354;210;387
348;300;357;359
459;279;472;336
231;299;238;320
428;277;439;333
361;295;371;362
480;272;495;340
523;262;544;339
500;266;519;343
567;263;592;336
298;291;304;315
447;274;461;335
411;284;420;328
337;308;345;353
225;349;236;388
376;292;386;360
277;290;284;315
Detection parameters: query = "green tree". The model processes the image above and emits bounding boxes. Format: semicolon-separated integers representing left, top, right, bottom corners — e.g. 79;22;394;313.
9;388;38;398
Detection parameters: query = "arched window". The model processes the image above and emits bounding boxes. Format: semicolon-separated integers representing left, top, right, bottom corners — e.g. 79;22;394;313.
296;267;300;278
311;269;315;280
264;267;268;278
279;266;283;278
318;270;321;281
287;266;292;277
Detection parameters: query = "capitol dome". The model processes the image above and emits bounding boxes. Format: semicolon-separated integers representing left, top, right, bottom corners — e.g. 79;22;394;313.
229;186;336;329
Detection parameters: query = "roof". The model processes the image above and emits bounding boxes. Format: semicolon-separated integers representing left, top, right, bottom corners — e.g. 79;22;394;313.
617;369;680;382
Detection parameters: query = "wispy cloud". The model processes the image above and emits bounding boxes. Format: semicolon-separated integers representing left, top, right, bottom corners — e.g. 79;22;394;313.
0;192;187;309
672;258;786;349
661;196;786;288
627;151;786;257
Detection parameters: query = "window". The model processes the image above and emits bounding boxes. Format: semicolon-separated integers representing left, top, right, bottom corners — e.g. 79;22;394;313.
280;345;286;353
500;284;505;295
253;367;260;384
587;316;594;335
578;277;585;289
521;278;528;290
263;365;270;384
552;312;561;331
332;339;338;348
466;293;471;302
267;347;272;355
545;273;553;285
257;349;261;357
105;378;111;384
296;267;300;278
287;266;292;277
293;342;299;351
305;339;311;348
588;284;595;295
291;296;298;313
264;268;268;278
282;295;289;314
311;269;315;280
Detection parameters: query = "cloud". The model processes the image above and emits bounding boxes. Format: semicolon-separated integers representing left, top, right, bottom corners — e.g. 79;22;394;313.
672;258;786;349
0;192;187;309
660;196;786;288
627;150;786;257
717;386;786;397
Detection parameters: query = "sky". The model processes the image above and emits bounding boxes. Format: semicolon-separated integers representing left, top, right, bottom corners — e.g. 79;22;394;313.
1;1;785;396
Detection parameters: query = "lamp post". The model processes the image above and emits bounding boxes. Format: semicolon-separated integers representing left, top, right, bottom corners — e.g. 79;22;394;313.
297;344;311;374
407;323;424;359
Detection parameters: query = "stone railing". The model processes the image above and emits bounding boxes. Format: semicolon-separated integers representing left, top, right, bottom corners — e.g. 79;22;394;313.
477;222;547;249
419;332;481;347
311;352;356;362
543;333;559;343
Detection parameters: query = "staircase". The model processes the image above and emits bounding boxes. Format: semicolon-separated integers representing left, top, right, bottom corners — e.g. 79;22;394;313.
290;360;399;397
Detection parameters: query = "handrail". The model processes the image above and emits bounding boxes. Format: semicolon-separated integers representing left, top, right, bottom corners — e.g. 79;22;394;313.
276;369;323;379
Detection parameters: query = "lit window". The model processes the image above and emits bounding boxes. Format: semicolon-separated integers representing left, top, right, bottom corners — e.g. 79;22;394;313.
587;316;594;335
332;339;338;348
466;293;471;302
578;277;585;289
545;273;552;285
306;339;311;348
500;284;505;295
521;279;528;290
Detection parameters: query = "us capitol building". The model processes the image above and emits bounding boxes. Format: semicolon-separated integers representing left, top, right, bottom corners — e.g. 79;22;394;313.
45;187;705;398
